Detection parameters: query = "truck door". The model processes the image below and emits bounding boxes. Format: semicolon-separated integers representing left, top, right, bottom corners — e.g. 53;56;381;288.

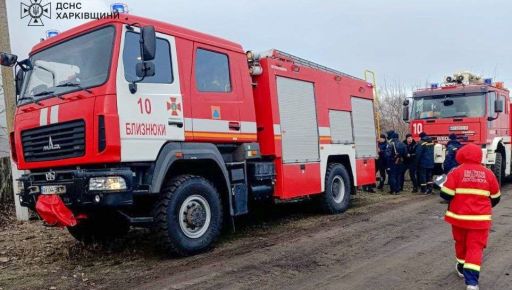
275;76;321;198
116;26;184;162
351;97;378;185
189;43;242;142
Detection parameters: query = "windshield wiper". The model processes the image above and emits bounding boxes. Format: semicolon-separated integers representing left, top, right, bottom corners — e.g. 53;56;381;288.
55;82;92;94
33;90;55;97
32;90;65;101
17;95;42;106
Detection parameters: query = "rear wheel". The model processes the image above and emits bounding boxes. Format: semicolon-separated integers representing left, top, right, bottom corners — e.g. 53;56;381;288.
67;211;130;244
319;163;351;214
152;175;223;257
492;152;504;185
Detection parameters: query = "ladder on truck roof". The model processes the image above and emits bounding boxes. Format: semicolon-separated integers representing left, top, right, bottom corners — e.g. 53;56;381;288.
261;49;365;82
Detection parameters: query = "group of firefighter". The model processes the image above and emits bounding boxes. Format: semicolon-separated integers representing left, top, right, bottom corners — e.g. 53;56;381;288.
375;130;462;195
374;130;501;290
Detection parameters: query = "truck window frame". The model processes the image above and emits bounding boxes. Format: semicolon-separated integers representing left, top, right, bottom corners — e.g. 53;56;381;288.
19;25;117;106
194;48;232;93
122;31;174;84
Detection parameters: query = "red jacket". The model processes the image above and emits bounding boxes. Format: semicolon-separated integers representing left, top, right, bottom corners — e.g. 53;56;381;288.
440;143;501;229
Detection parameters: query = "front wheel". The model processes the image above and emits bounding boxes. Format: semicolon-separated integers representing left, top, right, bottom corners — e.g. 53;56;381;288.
318;163;352;214
152;175;223;257
492;152;504;186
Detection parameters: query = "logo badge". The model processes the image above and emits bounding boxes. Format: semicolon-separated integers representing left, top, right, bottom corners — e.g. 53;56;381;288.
211;106;221;120
20;0;51;26
43;136;61;151
45;171;56;181
167;97;182;117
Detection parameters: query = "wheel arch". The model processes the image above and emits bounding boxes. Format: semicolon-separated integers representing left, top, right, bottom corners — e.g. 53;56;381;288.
150;142;231;205
487;137;506;167
326;154;355;194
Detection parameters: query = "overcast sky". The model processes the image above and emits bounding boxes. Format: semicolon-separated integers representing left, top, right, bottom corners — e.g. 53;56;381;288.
5;0;512;87
2;0;512;156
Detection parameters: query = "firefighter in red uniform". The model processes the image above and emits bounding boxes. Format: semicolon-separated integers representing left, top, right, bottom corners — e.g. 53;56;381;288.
440;143;501;290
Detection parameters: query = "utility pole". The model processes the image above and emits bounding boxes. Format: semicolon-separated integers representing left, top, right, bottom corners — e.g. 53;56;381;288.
0;0;29;220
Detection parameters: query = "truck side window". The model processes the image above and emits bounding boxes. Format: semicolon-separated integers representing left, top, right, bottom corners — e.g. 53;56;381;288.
195;48;231;92
487;92;496;116
501;95;508;114
123;32;173;84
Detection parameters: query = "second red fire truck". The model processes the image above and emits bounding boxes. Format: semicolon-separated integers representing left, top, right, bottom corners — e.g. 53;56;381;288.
403;72;510;184
1;15;377;256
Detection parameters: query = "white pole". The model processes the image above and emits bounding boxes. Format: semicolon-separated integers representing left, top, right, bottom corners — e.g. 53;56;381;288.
1;0;28;221
11;160;28;220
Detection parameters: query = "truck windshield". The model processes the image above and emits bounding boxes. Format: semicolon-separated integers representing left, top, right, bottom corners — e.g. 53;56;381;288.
411;93;486;119
19;26;115;105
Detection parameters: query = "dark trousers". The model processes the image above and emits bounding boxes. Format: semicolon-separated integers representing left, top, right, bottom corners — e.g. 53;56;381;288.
388;164;404;193
418;167;433;193
400;163;418;190
377;165;387;188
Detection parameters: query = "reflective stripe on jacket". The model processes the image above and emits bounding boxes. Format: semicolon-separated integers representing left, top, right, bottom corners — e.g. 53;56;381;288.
415;136;435;168
440;144;500;229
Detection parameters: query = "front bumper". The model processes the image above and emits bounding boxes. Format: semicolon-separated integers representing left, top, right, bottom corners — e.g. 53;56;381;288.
18;168;135;210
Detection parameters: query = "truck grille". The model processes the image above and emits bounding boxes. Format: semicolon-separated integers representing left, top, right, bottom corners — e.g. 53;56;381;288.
21;120;85;162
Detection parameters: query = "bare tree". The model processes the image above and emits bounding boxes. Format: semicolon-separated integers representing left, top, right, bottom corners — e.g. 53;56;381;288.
376;81;410;140
0;85;9;156
0;84;13;205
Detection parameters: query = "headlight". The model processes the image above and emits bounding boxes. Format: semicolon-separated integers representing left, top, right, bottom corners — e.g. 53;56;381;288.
89;176;127;191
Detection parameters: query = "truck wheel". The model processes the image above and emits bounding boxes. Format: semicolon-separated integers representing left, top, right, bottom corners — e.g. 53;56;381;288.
153;175;223;257
319;163;351;214
492;152;504;185
67;212;130;244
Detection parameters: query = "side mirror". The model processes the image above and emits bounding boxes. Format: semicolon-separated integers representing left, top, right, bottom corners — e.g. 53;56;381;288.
402;105;410;122
140;25;156;61
403;99;410;106
0;52;18;67
15;69;24;96
135;62;155;78
495;99;504;113
129;26;156;94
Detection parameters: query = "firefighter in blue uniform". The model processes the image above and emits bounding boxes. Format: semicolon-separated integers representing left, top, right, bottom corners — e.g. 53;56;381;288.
444;133;462;173
401;133;418;192
385;131;407;194
377;134;388;190
416;132;435;193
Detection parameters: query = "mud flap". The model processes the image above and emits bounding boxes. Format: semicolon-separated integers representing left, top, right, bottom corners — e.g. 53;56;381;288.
35;195;77;227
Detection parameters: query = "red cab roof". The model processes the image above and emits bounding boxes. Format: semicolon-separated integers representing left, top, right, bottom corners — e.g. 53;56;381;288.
31;14;244;55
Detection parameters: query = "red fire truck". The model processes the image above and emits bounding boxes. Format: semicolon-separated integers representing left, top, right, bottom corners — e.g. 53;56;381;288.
0;15;376;256
403;72;510;183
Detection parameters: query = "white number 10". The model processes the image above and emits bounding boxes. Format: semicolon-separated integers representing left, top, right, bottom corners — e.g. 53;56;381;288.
413;123;423;135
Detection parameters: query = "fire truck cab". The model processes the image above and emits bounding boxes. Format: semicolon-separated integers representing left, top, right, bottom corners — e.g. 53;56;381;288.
403;72;510;183
1;15;376;256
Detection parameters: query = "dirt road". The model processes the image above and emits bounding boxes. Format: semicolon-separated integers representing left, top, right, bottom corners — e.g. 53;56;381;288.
1;187;511;289
139;187;512;290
